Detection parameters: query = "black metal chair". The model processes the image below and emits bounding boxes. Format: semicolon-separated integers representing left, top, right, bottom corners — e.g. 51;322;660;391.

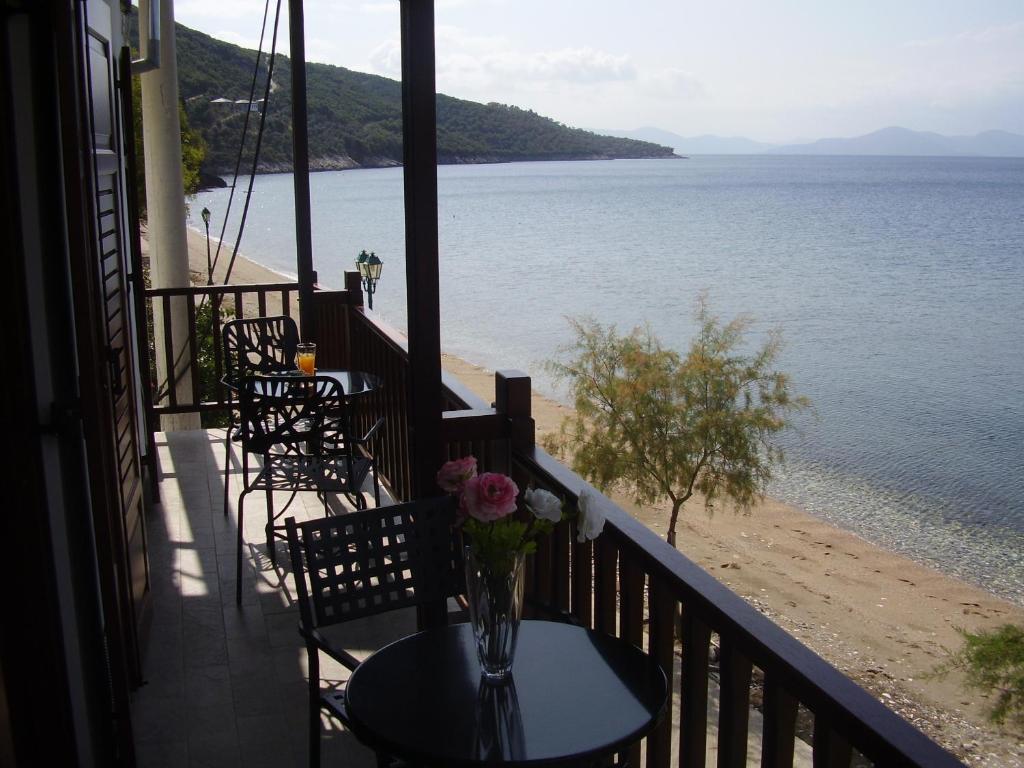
285;496;462;768
235;375;383;604
221;316;299;518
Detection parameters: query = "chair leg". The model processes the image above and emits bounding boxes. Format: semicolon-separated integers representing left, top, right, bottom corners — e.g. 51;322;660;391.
372;464;381;508
236;492;246;605
266;486;276;566
308;645;321;768
223;428;232;517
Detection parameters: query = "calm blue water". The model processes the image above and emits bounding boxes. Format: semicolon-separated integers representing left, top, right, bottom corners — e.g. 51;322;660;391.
192;156;1024;602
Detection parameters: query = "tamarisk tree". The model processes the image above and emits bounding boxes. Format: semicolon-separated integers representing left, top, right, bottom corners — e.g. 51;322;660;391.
547;297;808;547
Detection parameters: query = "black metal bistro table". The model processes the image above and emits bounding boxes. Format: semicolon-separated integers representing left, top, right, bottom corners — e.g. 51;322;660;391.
344;621;669;767
247;368;382;397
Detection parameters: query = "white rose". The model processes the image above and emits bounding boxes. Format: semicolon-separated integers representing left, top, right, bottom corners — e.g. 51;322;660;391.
576;488;606;542
524;488;562;523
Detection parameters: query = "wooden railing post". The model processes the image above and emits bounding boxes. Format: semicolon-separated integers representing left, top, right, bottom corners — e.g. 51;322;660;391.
345;270;363;307
680;612;712;768
718;638;753;768
647;576;676;768
495;369;534;473
311;288;356;370
496;370;539;606
761;672;798;768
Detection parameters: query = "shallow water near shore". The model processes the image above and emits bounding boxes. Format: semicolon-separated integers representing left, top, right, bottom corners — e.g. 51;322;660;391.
192;155;1024;603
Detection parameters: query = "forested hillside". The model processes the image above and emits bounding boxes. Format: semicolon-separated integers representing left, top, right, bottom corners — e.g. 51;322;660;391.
163;18;675;174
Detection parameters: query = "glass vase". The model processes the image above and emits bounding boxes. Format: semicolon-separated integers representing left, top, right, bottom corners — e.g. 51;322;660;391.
464;545;525;683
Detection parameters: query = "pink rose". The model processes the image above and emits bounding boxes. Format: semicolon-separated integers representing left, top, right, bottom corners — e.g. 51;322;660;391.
437;456;478;493
461;472;519;523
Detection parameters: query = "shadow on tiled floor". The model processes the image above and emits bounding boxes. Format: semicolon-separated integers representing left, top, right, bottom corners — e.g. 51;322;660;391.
132;429;415;768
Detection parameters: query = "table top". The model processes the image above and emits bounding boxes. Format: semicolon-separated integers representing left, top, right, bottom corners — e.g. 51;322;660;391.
244;369;382;397
345;621;668;767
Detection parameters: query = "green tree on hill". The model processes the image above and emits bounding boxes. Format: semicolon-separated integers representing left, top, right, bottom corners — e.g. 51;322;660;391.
546;297;809;547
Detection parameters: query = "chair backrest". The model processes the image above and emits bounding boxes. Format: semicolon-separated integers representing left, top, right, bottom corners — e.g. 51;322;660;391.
222;315;299;386
286;496;462;631
238;375;346;455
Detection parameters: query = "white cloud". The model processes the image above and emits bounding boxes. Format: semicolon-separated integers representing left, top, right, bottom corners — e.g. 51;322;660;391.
307;37;349;68
640;68;709;100
481;47;635;84
436;0;507;9
369;38;402;76
812;21;1024;113
173;0;257;20
435;25;637;96
904;21;1024;50
359;1;394;15
370;25;637;98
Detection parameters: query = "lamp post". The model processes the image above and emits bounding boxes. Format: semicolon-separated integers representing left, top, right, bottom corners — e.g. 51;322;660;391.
201;207;213;285
355;250;384;310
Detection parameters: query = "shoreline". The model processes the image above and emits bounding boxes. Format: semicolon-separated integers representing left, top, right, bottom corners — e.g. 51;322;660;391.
185;223;298;282
178;229;1024;764
199;153;679;180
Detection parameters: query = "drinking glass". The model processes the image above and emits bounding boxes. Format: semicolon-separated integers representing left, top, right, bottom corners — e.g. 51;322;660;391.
296;342;316;375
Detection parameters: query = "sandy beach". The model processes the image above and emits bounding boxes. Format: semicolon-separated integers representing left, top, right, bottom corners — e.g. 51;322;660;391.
179;226;1023;765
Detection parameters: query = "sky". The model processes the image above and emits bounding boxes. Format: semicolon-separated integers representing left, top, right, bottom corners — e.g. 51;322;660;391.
172;0;1024;143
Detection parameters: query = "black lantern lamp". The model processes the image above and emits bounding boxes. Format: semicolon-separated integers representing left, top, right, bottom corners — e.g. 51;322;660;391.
201;207;213;284
355;250;383;310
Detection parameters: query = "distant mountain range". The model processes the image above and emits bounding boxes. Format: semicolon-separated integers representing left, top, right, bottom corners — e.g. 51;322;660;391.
599;126;1024;158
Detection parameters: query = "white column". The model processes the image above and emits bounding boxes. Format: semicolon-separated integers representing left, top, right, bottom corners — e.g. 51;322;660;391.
139;0;200;430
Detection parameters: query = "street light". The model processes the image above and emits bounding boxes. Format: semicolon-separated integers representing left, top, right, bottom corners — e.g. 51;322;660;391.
201;207;213;285
355;249;383;310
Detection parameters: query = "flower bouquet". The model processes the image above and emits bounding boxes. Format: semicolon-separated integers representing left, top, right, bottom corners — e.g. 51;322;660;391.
438;456;605;682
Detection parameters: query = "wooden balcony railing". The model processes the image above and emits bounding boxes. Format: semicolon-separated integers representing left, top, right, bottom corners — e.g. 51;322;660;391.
143;281;300;416
512;449;961;768
346;301;518;502
139;279;961;767
341;304;961;768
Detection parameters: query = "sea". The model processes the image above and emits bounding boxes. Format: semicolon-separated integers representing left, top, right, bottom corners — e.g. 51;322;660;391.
191;155;1024;604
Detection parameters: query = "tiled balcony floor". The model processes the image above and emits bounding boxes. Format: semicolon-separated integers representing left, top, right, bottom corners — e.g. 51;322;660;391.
132;429;415;768
133;430;814;768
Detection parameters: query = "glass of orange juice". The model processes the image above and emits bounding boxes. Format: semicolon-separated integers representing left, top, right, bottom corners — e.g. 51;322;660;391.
296;342;316;375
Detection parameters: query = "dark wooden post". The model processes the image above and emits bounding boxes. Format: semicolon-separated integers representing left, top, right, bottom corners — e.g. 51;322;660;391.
496;371;538;612
345;270;363;307
761;673;798;767
399;0;443;500
495;371;534;447
680;612;712;767
717;638;753;768
495;370;534;476
288;0;316;339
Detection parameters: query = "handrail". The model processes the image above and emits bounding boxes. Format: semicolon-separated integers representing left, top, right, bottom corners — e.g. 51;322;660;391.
347;307;490;412
347;308;508;501
137;279;962;766
314;288;963;766
141;281;300;418
512;444;962;767
145;281;298;297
